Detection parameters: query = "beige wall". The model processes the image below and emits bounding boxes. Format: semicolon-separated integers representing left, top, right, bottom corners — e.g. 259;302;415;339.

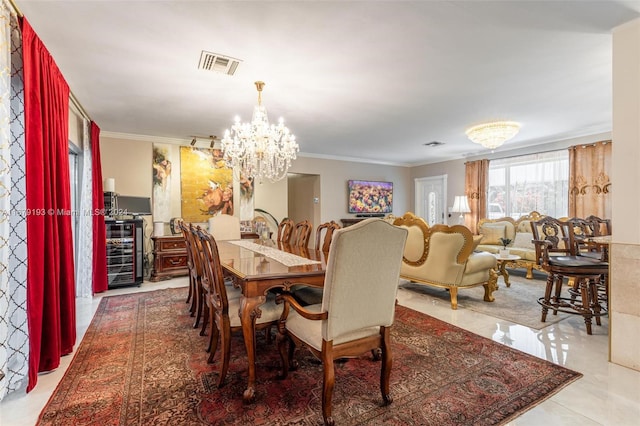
101;136;153;197
611;18;640;371
68;107;84;149
288;156;411;224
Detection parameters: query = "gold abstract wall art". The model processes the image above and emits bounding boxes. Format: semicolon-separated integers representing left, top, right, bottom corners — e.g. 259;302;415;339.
180;146;233;222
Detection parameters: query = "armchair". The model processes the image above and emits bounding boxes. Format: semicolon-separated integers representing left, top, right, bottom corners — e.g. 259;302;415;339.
394;212;498;310
276;219;408;426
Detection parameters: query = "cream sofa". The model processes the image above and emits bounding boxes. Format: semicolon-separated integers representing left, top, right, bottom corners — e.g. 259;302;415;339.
394;212;498;310
476;211;545;279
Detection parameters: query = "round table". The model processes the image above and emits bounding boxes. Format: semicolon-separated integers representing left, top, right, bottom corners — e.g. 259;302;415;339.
491;254;522;288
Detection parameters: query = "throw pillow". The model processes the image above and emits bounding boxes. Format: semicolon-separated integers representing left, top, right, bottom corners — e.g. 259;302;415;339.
513;232;535;249
480;224;506;245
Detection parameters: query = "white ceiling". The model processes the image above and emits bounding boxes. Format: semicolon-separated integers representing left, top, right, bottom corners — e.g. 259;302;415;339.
15;0;640;166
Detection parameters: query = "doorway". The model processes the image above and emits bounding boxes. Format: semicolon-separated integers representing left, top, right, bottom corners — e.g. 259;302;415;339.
287;173;321;246
415;175;447;225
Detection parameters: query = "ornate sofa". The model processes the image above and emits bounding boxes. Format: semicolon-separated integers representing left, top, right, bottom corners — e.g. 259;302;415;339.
476;211;545;279
394;212;498;310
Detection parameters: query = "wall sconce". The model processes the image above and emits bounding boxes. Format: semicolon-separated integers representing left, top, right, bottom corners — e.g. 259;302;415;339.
451;195;471;225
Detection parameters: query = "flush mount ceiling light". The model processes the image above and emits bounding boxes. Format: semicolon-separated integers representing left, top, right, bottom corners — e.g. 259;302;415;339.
221;81;299;183
465;121;521;150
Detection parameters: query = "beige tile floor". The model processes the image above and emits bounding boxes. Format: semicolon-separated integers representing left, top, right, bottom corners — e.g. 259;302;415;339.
1;276;639;425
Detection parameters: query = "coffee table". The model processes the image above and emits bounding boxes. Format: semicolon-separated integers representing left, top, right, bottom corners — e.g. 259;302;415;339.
491;254;522;288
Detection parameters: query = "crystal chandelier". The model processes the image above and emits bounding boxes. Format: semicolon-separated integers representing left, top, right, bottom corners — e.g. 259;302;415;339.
221;81;299;183
465;121;521;150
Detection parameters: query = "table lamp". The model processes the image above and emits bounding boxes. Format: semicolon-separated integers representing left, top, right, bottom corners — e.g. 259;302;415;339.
451;195;471;225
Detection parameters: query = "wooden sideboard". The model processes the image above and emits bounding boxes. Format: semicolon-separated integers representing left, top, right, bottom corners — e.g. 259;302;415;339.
150;232;265;281
340;218;368;227
150;235;189;282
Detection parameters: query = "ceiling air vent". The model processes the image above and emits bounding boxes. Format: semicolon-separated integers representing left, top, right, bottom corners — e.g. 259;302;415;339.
198;51;242;76
423;141;444;147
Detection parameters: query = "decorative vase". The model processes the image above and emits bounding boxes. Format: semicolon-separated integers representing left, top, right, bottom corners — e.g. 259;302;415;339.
499;248;510;258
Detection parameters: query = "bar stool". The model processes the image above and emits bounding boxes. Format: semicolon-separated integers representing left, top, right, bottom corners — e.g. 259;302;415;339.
532;217;608;334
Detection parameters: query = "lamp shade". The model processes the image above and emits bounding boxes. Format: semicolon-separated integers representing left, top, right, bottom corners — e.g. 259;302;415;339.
451;195;471;213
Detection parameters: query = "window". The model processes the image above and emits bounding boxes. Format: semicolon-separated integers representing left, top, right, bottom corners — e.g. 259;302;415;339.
487;150;569;219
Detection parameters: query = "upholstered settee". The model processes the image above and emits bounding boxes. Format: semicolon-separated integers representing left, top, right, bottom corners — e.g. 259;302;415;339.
393;212;498;310
476;211;545;279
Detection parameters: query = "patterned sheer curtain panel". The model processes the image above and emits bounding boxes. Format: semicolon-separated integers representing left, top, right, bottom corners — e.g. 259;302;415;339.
1;2;29;400
75;118;93;298
569;141;611;219
464;159;488;232
0;0;10;395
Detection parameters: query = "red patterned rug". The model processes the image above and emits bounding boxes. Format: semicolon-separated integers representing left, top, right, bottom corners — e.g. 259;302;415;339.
38;287;581;425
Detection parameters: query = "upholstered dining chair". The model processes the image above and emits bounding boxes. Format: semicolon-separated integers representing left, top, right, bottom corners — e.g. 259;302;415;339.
289;221;341;307
196;228;283;387
190;225;242;347
532;217;609;334
179;221;205;329
175;219;194;308
275;219;408;426
208;214;241;241
178;221;199;328
315;221;341;252
277;218;295;243
291;220;313;247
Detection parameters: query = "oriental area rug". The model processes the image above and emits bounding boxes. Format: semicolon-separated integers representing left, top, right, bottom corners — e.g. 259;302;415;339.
38;287;582;425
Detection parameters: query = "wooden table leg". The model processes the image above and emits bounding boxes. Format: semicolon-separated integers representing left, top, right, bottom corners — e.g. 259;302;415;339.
239;294;266;403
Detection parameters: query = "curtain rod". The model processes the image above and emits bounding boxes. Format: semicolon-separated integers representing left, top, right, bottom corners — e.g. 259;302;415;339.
70;92;91;121
7;0;92;121
7;0;23;17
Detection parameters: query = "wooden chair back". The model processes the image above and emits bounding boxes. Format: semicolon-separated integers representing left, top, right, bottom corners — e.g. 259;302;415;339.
292;220;313;247
196;228;229;315
585;215;611;236
531;216;572;265
315;221;341;252
277;218;295;243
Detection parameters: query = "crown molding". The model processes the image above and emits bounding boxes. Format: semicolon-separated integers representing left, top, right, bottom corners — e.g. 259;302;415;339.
101;131;412;167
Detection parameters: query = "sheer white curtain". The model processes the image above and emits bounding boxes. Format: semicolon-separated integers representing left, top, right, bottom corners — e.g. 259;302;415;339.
75;118;93;298
0;0;11;397
487;150;569;219
1;2;29;400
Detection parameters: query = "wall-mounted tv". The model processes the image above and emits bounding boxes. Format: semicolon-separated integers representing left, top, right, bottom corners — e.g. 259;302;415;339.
347;180;393;215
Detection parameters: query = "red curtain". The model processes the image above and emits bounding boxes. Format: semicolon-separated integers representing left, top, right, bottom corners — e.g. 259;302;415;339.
21;18;76;391
91;122;108;293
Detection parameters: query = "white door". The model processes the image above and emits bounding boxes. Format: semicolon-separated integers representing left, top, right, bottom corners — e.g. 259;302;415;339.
415;175;447;226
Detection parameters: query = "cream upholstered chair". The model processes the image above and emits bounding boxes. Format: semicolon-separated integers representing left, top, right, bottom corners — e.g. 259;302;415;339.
208;214;241;241
276;219;408;426
394;212;498;310
289;221;342;306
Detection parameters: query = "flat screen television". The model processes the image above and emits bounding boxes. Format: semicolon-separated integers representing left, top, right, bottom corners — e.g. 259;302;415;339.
347;180;393;215
116;195;152;216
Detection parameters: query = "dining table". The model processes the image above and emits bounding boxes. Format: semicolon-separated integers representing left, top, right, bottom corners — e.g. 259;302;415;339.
216;238;327;402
